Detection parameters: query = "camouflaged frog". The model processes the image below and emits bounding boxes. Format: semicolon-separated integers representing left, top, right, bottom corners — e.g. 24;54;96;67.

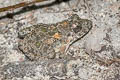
18;14;92;60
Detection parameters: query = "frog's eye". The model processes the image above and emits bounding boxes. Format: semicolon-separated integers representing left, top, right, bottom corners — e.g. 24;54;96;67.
70;14;79;20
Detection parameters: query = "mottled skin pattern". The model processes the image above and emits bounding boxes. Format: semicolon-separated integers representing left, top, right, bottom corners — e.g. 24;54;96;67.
18;14;92;60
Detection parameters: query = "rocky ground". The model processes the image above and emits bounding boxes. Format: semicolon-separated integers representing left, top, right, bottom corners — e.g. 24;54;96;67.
0;0;120;80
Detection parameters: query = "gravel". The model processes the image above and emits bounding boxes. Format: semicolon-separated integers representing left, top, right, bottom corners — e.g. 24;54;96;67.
0;0;120;80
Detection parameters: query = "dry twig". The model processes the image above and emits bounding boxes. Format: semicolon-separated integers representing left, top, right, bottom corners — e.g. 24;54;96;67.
0;0;48;12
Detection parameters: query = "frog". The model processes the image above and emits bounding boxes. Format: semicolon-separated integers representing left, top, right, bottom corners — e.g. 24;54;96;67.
18;14;92;61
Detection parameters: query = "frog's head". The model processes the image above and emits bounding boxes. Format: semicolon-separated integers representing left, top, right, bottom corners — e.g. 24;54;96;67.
69;14;92;34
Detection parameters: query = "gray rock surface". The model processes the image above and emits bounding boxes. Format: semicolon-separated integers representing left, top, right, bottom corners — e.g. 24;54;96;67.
0;0;120;80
